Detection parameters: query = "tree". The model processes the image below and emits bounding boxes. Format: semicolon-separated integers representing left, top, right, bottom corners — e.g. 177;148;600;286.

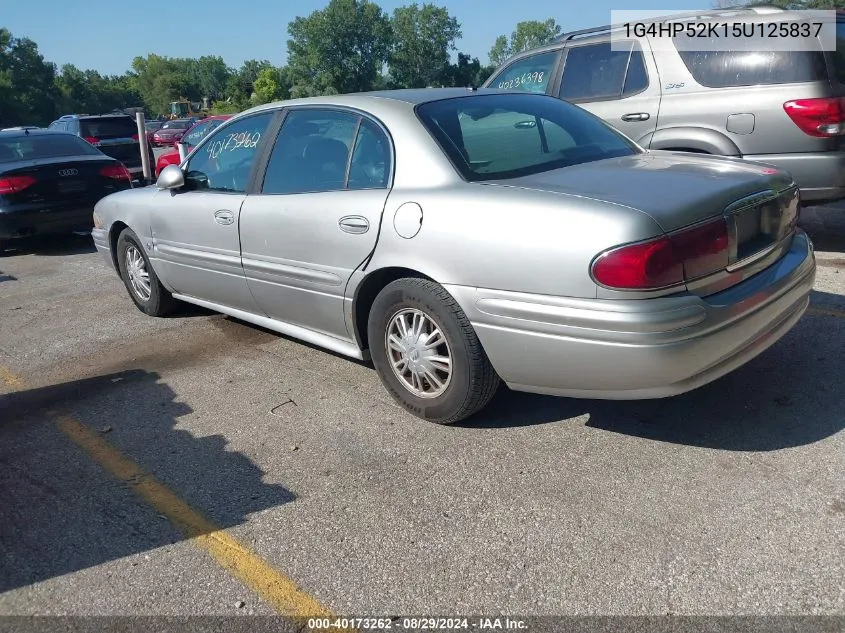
0;28;59;127
187;55;231;101
131;54;193;115
287;0;393;96
389;3;462;88
488;19;562;66
251;66;292;105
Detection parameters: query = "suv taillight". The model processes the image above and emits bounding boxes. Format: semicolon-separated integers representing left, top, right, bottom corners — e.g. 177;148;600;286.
84;136;100;145
783;97;845;137
591;218;729;291
0;175;37;195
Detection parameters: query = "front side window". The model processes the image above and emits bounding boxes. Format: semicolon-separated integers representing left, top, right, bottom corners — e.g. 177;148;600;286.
416;93;639;182
559;41;648;101
488;51;559;94
184;112;274;193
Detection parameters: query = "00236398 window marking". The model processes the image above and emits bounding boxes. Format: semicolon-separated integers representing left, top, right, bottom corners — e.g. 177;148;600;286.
498;71;545;90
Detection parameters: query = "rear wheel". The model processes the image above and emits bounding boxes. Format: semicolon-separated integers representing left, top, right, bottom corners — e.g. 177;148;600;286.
368;278;500;424
116;228;177;316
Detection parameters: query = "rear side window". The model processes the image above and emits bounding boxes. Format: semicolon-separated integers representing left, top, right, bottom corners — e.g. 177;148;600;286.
0;134;100;162
80;117;138;139
489;51;559;93
674;36;827;87
559;41;648;101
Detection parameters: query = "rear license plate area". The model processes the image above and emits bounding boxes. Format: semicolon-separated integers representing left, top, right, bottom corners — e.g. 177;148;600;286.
733;188;798;262
57;180;87;195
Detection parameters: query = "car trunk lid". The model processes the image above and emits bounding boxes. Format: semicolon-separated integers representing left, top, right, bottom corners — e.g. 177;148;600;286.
0;156;129;205
485;150;800;288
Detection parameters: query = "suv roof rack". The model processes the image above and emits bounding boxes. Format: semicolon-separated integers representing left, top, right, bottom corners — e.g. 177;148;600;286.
555;5;785;42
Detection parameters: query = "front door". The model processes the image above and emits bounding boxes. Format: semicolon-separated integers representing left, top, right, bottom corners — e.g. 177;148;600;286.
239;108;393;340
149;110;276;312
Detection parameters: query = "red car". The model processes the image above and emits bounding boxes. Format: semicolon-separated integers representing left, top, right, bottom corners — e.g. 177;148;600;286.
150;118;196;147
155;115;231;176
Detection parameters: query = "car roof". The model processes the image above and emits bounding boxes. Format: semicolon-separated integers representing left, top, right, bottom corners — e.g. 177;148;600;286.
240;87;525;117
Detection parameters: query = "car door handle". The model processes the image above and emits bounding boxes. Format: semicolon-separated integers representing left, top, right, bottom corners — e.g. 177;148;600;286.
338;215;369;234
213;209;235;225
621;112;650;122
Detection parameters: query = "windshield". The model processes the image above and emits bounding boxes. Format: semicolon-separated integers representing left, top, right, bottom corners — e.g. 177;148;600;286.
162;120;191;130
170;102;189;117
0;134;101;163
415;93;640;181
181;119;225;148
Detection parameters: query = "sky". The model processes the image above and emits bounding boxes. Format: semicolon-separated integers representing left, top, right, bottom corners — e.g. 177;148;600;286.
2;0;708;75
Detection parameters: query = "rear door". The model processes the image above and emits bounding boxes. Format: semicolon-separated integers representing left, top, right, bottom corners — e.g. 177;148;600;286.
553;36;661;145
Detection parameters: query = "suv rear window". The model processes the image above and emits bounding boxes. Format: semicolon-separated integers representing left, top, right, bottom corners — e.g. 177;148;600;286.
416;93;639;182
833;20;845;83
0;134;100;163
674;35;827;87
79;117;138;139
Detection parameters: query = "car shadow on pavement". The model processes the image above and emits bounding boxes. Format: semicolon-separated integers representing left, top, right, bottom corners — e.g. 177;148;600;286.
461;290;845;452
0;369;294;594
0;233;97;257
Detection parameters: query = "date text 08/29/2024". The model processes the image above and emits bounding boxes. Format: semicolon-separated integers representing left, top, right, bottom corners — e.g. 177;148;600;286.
307;617;528;630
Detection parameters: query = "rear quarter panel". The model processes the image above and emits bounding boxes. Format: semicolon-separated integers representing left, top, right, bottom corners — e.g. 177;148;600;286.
365;183;665;299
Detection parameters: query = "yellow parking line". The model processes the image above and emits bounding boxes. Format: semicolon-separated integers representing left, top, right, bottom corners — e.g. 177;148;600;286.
0;365;23;388
55;415;333;618
807;306;845;319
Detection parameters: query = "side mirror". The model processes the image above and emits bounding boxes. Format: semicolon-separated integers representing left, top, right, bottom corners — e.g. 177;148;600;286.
156;164;185;190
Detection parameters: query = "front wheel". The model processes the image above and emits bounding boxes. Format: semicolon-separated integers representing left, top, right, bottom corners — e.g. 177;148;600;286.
368;278;500;424
116;228;177;317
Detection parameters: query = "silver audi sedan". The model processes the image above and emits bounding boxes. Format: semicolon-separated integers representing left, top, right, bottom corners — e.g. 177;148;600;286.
91;89;816;424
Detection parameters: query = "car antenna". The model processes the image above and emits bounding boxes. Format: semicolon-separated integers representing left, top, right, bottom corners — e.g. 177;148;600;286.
24;128;30;135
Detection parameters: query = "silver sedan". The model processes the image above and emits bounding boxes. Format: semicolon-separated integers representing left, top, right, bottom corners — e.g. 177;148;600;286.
91;89;816;424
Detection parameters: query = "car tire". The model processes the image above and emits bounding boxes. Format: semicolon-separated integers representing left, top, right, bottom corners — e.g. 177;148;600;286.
368;278;500;424
116;228;177;317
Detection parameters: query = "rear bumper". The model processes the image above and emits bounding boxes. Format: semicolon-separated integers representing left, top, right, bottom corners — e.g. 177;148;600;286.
0;204;96;240
445;231;816;399
744;152;845;203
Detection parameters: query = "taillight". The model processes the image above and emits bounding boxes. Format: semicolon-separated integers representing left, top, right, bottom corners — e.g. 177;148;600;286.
132;133;139;140
84;136;100;145
783;97;845;137
591;218;729;291
0;175;37;195
99;163;131;181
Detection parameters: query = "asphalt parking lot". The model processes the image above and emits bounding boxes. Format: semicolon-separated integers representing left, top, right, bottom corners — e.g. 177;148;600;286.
0;202;843;618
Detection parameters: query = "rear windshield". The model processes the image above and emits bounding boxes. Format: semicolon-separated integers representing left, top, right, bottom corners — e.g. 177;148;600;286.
80;117;138;139
415;93;639;182
674;34;828;87
0;134;101;163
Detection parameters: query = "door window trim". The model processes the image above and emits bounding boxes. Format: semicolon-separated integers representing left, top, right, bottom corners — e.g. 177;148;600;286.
555;38;650;104
254;104;396;196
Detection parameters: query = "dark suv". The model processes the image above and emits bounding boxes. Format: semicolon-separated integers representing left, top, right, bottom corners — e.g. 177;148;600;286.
48;114;154;181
